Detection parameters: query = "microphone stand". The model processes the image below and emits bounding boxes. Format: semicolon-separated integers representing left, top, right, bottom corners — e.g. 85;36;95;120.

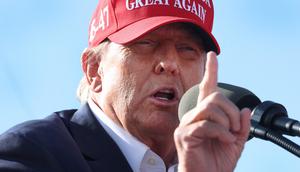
248;100;300;158
251;120;300;158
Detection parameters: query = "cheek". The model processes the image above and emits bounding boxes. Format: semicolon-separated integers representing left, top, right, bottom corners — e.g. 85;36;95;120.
102;64;145;111
102;52;151;99
181;63;205;90
121;72;149;108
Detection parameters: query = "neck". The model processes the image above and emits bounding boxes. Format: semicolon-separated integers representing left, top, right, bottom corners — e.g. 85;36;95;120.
136;131;177;166
92;95;178;166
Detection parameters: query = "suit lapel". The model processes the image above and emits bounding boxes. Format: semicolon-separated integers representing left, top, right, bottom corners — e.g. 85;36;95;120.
68;103;133;172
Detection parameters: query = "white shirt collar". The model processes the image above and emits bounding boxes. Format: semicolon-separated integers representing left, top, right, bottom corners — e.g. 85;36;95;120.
88;99;177;172
88;99;149;172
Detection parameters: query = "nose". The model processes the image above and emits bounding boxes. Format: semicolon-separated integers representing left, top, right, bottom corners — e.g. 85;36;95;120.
154;45;179;75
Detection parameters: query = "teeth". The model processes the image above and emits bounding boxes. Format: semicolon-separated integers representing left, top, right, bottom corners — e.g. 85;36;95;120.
154;89;175;101
157;97;169;101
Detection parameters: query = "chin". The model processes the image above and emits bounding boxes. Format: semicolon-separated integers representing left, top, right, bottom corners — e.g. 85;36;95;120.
145;112;179;135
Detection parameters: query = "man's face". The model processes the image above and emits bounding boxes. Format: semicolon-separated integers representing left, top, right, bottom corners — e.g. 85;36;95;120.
98;23;206;140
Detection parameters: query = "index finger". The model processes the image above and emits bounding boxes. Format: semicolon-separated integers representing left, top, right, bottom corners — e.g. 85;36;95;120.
198;51;218;103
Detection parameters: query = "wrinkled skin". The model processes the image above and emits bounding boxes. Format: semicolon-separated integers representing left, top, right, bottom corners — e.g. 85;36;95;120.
82;23;251;171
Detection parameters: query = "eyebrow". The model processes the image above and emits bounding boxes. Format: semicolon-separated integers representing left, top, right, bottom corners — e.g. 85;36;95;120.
131;23;206;50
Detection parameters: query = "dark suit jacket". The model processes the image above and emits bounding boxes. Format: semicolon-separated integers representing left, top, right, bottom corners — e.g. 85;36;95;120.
0;103;133;172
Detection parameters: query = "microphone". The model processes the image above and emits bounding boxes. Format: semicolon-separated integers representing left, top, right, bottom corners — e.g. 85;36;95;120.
178;83;300;137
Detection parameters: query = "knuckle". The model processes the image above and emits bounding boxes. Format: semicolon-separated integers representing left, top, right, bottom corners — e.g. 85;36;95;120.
180;109;195;125
201;101;217;115
174;126;192;141
173;127;182;140
187;121;206;137
210;91;223;100
173;127;191;147
174;121;206;141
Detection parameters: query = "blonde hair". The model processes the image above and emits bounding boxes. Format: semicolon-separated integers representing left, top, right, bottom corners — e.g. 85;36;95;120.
76;40;110;103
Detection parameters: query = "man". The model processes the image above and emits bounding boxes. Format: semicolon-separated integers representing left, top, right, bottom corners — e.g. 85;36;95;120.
0;0;251;171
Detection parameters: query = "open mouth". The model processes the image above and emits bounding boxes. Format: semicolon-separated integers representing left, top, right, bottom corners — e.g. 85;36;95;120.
153;89;176;101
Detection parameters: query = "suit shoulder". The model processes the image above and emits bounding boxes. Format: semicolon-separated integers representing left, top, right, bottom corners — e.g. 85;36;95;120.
0;109;79;172
0;109;81;155
1;109;77;137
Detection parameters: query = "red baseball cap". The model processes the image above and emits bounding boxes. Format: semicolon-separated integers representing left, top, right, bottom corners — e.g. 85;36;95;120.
88;0;220;54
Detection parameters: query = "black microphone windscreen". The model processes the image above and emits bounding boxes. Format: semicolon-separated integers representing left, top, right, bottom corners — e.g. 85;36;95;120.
178;83;262;121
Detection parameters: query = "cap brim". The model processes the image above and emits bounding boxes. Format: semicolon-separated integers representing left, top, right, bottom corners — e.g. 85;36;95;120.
108;16;220;55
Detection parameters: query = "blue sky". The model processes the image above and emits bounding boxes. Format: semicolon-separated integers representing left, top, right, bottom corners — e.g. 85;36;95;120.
1;0;300;171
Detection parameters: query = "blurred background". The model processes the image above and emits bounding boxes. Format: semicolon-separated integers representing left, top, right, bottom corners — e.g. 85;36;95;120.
1;0;299;171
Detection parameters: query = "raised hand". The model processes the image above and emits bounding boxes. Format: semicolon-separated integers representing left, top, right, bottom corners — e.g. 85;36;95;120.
174;52;251;172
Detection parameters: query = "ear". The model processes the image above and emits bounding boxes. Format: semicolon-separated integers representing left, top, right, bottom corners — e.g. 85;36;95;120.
81;48;102;93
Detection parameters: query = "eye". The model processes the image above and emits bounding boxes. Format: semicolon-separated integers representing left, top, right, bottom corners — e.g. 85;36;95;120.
177;43;202;60
178;46;196;52
129;39;157;54
135;39;156;47
177;43;199;52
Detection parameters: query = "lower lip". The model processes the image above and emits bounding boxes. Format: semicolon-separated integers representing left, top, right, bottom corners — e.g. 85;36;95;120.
149;96;178;107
